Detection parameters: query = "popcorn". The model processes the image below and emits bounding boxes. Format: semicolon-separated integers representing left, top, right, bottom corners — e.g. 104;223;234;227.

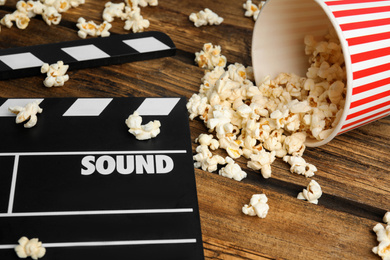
0;10;30;29
384;212;390;224
195;133;219;150
122;6;150;33
283;132;306;156
243;0;265;21
219;156;247;181
16;1;37;18
188;29;345;209
8;100;43;128
187;94;211;121
372;223;390;260
42;6;61;25
242;194;269;218
76;17;112;38
283;155;317;177
103;1;125;22
15;236;46;259
189;8;223;27
41;60;69;87
125;111;161;140
193;144;226;172
195;43;227;70
247;149;275;179
297;180;322;204
0;0;84;31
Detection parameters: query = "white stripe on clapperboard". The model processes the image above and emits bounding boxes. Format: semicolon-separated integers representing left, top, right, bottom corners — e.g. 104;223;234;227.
0;97;196;249
0;239;197;250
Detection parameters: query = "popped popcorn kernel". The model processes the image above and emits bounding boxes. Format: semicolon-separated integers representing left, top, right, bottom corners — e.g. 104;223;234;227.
103;1;125;22
0;10;30;29
243;0;265;21
384;212;390;224
15;236;46;259
125;111;161;140
41;60;69;87
189;8;223;27
76;17;112;38
42;6;62;25
8;100;43;128
195;133;219;150
242;194;269;218
193;144;226;173
195;43;227;70
122;6;149;32
372;223;390;260
219;156;247;181
247;149;275;179
283;155;317;177
297;180;322;204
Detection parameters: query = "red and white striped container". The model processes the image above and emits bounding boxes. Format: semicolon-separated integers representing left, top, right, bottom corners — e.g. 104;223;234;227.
252;0;390;147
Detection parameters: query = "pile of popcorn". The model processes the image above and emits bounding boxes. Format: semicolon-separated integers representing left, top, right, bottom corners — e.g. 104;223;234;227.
77;0;156;38
0;0;85;31
188;29;345;209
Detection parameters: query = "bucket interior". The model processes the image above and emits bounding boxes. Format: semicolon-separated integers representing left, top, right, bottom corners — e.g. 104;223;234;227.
251;0;348;147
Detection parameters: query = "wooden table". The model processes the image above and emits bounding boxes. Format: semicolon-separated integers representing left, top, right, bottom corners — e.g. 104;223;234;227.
1;0;389;259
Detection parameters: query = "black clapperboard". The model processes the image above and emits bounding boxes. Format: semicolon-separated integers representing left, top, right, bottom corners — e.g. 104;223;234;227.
0;97;204;259
0;31;176;79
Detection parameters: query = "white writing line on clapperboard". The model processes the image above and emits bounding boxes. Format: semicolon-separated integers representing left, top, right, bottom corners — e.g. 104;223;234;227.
0;238;197;250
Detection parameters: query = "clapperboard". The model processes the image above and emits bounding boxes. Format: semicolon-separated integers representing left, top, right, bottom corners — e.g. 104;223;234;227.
0;97;204;259
0;31;176;79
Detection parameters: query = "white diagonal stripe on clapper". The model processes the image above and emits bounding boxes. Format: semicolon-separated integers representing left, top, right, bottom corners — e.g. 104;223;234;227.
136;98;180;116
63;98;113;116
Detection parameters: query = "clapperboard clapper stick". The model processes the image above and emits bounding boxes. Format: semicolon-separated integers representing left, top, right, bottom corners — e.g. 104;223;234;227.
0;31;176;80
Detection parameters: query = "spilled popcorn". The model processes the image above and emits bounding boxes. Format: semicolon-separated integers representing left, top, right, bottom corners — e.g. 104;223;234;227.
122;6;150;33
195;43;227;70
41;60;69;87
372;212;390;260
189;8;223;27
297;179;322;204
242;193;269;218
8;100;43;128
283;155;317;177
243;0;265;21
125;111;161;140
15;236;46;259
76;17;112;38
0;0;85;30
189;28;345;182
384;212;390;224
219;156;247;181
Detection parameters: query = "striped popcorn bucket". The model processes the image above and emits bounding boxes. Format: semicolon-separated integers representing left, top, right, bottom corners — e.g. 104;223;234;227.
251;0;390;147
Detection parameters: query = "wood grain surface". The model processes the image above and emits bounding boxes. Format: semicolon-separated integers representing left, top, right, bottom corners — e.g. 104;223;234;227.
1;0;389;259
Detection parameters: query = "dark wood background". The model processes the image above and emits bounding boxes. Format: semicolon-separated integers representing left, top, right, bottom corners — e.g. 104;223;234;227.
1;0;389;259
